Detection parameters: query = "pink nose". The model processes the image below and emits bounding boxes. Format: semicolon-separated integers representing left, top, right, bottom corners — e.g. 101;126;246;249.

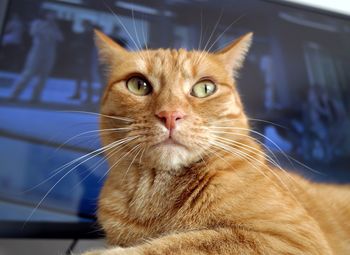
156;111;185;130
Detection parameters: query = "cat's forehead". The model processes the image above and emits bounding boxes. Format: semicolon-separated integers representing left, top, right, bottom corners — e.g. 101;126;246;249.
118;48;232;89
135;48;205;80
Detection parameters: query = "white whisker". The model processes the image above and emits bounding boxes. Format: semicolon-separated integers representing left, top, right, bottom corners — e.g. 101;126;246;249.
103;3;141;52
211;127;323;175
194;9;223;66
209;140;293;195
24;136;139;224
131;8;142;51
208;132;308;204
212;117;286;129
138;146;146;165
72;137;137;189
140;14;152;63
100;143;142;181
57;110;134;122
24;136;137;193
206;14;245;54
122;144;143;182
53;127;131;154
197;8;204;51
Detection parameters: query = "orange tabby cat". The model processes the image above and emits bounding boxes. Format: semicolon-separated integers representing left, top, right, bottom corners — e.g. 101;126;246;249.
83;30;350;255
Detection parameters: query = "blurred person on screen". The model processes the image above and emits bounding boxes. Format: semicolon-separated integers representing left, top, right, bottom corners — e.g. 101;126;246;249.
302;85;338;162
11;10;63;102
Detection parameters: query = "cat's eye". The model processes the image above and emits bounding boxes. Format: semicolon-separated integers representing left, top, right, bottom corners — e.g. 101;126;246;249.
191;80;216;98
126;77;152;96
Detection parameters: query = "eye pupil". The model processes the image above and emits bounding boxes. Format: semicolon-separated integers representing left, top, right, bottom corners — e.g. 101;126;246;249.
126;76;152;96
137;80;142;90
191;80;216;98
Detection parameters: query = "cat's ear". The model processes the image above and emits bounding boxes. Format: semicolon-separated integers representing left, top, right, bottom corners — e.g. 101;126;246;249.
216;32;253;76
94;29;128;65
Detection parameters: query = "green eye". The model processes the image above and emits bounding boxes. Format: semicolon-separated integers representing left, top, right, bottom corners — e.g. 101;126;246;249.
126;77;152;96
191;80;216;98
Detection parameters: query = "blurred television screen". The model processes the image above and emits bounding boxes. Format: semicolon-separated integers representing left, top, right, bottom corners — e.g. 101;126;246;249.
0;0;349;231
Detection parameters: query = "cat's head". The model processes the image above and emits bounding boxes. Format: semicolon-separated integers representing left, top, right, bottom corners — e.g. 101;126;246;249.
95;30;253;172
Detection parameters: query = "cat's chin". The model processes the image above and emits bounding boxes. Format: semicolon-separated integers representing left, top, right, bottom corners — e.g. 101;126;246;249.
147;142;196;171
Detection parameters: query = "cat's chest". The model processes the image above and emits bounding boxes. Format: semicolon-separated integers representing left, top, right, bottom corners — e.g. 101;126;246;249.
100;171;220;245
99;188;168;246
115;171;217;223
128;174;189;220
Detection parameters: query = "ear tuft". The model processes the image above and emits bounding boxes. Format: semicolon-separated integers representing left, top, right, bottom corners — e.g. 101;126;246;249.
216;32;253;76
94;29;127;65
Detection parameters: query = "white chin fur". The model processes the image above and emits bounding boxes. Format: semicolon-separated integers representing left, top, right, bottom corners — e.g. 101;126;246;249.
149;145;192;171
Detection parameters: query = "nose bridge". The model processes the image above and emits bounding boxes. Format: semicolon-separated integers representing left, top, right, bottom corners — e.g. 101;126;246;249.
158;90;180;111
155;75;183;112
154;87;187;131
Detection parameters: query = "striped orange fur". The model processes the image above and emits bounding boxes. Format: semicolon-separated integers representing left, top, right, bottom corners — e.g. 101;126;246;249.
83;31;350;255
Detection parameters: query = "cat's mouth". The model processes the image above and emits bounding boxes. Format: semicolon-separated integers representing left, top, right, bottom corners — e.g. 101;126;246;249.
152;137;187;149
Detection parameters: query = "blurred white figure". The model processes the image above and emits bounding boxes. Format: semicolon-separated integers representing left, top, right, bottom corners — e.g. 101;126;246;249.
11;11;63;102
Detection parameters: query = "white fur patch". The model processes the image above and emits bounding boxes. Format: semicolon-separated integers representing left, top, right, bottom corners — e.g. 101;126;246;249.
136;59;147;73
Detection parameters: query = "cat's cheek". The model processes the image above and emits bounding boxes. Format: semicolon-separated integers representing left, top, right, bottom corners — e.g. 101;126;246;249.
225;93;242;116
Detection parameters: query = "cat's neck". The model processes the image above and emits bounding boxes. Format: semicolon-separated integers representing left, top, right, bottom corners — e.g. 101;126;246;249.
104;137;267;217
